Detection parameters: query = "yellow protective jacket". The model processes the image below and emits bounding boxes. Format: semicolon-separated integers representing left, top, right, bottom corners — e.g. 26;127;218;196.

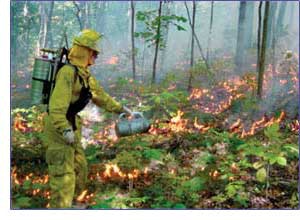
44;45;123;145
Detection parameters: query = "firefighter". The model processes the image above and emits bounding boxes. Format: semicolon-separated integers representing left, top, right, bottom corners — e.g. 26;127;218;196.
43;29;132;208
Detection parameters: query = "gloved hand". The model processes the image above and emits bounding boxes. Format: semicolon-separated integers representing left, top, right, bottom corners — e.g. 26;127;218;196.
122;106;133;116
63;128;75;144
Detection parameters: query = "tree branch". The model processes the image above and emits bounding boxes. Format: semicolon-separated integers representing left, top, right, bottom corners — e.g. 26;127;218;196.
184;1;210;70
73;1;83;30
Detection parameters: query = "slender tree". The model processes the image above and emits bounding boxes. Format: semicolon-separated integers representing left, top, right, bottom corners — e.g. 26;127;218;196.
36;1;58;53
73;1;83;30
206;1;214;62
131;0;136;80
187;0;196;91
235;1;247;72
159;1;172;74
244;1;254;49
257;1;270;99
24;2;31;52
190;0;196;67
37;2;47;52
266;2;278;48
276;1;287;38
45;1;54;48
84;2;90;29
256;1;263;73
271;3;277;75
151;1;162;84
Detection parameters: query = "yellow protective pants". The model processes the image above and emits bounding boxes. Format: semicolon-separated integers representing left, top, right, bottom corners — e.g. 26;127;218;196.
43;115;87;208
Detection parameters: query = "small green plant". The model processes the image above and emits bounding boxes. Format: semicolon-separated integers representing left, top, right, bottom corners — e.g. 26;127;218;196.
225;180;249;207
113;151;143;172
175;176;206;207
237;123;288;186
135;10;187;49
12;177;49;209
146;90;189;119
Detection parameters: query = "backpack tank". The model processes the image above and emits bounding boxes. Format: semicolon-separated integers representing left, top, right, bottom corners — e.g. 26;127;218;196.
31;48;68;105
31;57;54;105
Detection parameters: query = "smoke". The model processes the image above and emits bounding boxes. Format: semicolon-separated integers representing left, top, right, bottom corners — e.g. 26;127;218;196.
11;1;299;111
260;54;299;118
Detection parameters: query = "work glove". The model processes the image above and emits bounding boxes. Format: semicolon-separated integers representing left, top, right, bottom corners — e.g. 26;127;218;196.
122;106;133;116
63;128;75;145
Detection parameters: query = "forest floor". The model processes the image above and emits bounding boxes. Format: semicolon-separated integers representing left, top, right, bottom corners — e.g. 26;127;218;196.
11;66;299;209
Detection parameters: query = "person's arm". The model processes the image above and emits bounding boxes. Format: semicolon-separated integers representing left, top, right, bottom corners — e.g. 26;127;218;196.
88;75;124;113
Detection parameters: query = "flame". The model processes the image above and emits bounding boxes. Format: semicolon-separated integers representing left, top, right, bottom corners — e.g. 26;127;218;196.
13;111;45;133
194;117;204;130
229;119;241;131
12;167;20;185
105;56;119;65
209;170;220;180
102;163;146;180
76;190;88;202
189;78;245;115
279;79;288;85
13;113;28;132
12;168;51;203
167;84;177;91
33;189;41;196
290;120;299;133
143;167;149;175
230;163;239;174
149;112;212;135
171;110;184;123
194;117;211;132
230;111;285;138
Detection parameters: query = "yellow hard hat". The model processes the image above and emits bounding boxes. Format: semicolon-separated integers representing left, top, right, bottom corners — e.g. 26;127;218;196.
73;29;102;53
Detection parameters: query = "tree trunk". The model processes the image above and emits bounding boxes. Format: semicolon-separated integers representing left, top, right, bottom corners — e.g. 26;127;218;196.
25;2;31;53
151;1;162;84
37;3;46;53
256;1;263;73
271;2;277;76
131;0;136;80
159;1;171;75
190;0;196;67
141;39;146;82
266;2;278;48
257;1;270;99
11;2;19;73
84;2;90;29
244;1;254;49
73;1;83;30
235;2;247;73
276;1;287;38
206;1;214;62
187;0;196;91
45;1;54;48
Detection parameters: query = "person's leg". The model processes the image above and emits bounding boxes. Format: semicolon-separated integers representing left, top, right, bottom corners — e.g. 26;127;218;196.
73;115;88;198
46;146;75;208
74;145;88;197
